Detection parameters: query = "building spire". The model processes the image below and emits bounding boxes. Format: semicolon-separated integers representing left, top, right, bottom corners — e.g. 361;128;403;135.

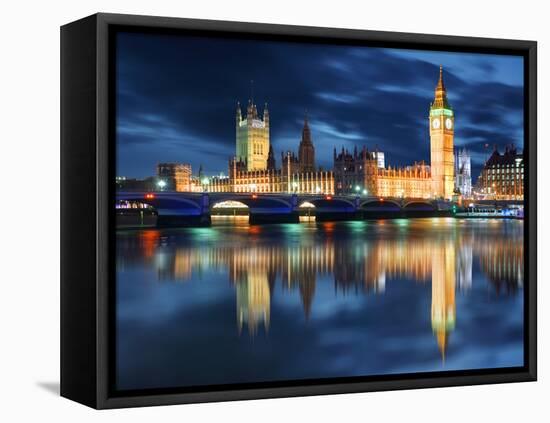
298;112;315;172
437;65;445;91
262;102;269;127
432;65;451;109
250;79;254;104
235;101;242;122
301;111;312;145
267;144;276;171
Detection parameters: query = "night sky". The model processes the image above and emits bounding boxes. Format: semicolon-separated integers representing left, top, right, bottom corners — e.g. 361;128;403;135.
116;31;524;180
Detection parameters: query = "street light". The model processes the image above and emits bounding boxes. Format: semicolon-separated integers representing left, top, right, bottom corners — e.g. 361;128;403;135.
355;185;361;193
157;179;167;191
362;189;368;195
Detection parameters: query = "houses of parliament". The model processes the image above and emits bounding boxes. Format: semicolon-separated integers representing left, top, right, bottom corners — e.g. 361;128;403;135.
160;67;462;200
207;100;334;194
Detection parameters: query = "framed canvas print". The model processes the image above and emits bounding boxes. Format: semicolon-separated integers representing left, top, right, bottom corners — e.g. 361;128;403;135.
60;13;537;409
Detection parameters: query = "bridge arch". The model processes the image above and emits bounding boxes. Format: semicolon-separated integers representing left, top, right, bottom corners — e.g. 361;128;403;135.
403;201;437;211
209;195;294;212
298;197;357;212
360;198;402;211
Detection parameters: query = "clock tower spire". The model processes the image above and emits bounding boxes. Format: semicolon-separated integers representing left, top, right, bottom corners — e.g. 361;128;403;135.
429;65;455;200
433;65;451;109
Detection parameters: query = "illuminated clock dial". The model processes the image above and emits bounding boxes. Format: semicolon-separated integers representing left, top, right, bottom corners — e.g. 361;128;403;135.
445;118;453;129
432;118;440;129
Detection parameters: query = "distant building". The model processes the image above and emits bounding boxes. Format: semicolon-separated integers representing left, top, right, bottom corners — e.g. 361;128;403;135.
476;146;524;200
455;148;472;198
157;163;192;192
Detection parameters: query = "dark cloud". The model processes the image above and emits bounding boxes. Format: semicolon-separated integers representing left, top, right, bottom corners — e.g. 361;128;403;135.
116;32;524;179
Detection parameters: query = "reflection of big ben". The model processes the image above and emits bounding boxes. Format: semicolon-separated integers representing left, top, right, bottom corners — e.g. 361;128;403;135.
431;241;456;359
429;66;455;200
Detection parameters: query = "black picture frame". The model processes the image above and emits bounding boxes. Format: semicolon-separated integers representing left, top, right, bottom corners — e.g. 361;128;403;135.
60;12;537;409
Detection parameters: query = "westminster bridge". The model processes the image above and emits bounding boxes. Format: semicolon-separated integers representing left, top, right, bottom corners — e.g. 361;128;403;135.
116;191;452;226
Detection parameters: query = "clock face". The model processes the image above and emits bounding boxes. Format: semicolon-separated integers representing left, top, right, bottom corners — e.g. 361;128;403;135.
432;118;440;129
445;118;453;130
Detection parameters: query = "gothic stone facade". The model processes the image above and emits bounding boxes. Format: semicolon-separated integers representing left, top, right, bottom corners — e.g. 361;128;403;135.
455;148;472;198
333;147;432;198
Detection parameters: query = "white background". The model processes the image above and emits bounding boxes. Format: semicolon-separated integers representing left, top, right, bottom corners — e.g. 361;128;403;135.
0;0;546;421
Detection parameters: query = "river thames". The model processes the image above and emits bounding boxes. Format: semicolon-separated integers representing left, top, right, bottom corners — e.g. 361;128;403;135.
115;217;524;391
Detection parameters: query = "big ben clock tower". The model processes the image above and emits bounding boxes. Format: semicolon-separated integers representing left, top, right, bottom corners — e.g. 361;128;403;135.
429;66;455;200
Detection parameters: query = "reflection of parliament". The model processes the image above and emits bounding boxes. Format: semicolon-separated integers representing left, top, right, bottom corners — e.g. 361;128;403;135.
123;223;523;358
158;66;469;200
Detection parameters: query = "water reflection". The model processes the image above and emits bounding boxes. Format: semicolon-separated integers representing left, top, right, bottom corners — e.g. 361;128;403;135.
117;218;523;360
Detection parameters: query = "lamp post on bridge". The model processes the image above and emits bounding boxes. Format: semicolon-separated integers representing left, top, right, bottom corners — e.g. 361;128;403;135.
157;179;167;192
201;177;210;193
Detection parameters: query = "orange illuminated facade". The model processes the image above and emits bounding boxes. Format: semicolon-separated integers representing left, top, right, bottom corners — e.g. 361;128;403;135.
157;163;192;192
